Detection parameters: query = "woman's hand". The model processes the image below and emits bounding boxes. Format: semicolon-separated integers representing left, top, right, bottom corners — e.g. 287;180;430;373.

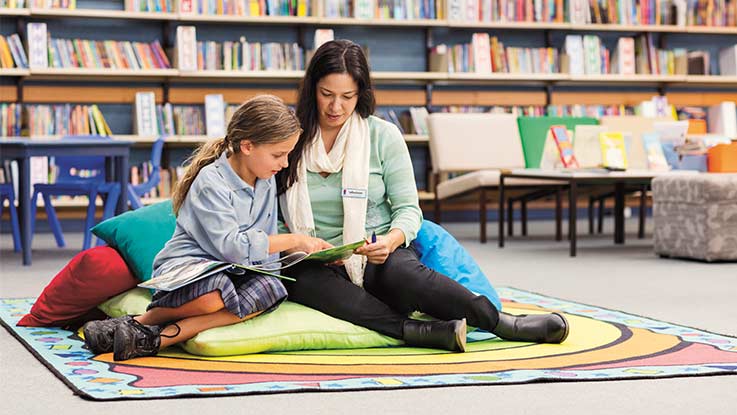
354;229;405;264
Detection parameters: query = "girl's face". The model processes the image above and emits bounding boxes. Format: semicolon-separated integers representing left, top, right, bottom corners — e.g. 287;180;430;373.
239;132;299;184
315;73;359;132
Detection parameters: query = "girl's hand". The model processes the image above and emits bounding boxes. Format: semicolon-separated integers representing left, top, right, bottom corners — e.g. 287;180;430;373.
292;234;333;254
354;230;403;264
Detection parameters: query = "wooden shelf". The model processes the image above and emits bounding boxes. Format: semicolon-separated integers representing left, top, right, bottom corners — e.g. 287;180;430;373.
319;17;446;27
372;71;447;81
449;73;566;82
566;74;687;84
29;7;178;20
404;134;429;143
0;68;30;77
448;20;570;30
29;68;178;80
685;75;737;86
178;14;320;24
177;69;304;81
0;7;29;16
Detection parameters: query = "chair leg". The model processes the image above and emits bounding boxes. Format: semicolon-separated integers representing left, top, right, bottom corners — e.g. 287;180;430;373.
127;186;143;210
597;196;605;234
521;200;528;236
588;196;595;235
82;192;99;251
638;184;647;239
507;198;513;237
8;195;22;253
41;193;66;248
555;187;562;241
97;188;121;246
479;188;487;244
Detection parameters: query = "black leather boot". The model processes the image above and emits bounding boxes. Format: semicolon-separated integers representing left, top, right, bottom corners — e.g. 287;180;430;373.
493;312;569;344
402;319;467;352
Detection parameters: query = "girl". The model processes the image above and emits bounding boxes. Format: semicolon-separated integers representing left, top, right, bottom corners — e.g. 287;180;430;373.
83;95;331;361
276;40;569;352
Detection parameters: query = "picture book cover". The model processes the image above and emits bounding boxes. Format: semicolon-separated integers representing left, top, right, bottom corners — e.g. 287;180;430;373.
550;125;580;168
642;132;670;171
599;132;628;169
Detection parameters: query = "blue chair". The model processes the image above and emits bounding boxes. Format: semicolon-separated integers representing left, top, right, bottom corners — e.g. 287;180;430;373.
30;135;121;251
0;182;22;253
127;137;165;210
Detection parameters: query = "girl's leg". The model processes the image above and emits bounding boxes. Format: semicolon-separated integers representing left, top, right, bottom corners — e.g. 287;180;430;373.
158;309;261;349
136;290;225;326
113;306;262;361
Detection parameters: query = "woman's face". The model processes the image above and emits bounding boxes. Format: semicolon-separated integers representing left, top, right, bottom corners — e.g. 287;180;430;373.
315;73;359;131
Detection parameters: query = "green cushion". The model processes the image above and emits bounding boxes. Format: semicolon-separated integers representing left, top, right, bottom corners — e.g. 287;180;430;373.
91;200;176;281
98;288;403;356
517;116;599;168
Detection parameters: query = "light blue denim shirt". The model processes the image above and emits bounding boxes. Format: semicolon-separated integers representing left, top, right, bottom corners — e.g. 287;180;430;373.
152;152;277;276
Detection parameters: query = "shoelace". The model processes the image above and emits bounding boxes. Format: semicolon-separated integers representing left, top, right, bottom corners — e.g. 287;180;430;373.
160;323;181;339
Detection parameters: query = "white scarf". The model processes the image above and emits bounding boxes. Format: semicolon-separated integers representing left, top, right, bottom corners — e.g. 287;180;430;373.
285;113;371;286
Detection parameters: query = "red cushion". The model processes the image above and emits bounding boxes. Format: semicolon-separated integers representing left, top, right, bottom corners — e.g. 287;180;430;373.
17;246;138;327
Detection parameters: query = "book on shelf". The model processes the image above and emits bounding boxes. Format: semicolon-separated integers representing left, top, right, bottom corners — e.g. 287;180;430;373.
573;125;608;168
313;28;334;51
125;0;174;12
134;91;158;136
642;132;670;171
565;35;584;75
550;125;580;168
708;102;737;138
719;44;737;76
0;33;28;69
354;0;374;19
138;239;367;292
583;34;602;75
687;50;710;75
176;25;198;71
27;22;48;69
471;32;492;73
611;37;635;75
204;93;226;138
599;132;628;170
408;107;430;135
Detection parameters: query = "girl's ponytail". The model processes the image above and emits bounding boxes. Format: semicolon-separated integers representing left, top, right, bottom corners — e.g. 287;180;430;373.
171;94;301;215
171;137;230;214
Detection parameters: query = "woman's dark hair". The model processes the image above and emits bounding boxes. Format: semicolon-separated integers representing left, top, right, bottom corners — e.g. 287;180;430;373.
277;39;376;194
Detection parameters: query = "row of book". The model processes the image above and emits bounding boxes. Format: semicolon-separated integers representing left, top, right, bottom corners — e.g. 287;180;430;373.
3;0;736;27
445;0;737;27
1;103;22;137
0;34;28;69
427;32;736;75
196;39;305;71
25;104;112;136
432;33;559;73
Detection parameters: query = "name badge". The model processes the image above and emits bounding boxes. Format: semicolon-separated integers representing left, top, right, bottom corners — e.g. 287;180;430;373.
342;188;368;199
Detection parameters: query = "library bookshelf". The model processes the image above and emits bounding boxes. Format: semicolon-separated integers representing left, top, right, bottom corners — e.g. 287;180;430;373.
1;3;735;213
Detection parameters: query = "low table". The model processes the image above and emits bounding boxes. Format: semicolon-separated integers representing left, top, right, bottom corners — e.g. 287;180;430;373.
498;169;697;257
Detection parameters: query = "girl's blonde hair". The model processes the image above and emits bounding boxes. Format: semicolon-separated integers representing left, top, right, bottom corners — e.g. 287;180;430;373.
172;94;301;214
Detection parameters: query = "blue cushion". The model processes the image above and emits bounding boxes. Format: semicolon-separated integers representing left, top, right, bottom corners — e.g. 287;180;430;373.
413;220;502;310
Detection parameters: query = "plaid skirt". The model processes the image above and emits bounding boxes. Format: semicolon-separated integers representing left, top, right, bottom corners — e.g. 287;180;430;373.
148;266;287;319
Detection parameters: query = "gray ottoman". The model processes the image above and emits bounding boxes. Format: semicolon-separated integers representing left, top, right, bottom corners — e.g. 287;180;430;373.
652;173;737;262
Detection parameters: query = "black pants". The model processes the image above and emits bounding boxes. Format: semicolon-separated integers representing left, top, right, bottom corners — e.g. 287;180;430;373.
284;244;500;339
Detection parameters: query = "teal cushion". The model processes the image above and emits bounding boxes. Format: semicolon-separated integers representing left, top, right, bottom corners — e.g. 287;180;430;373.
91;200;176;281
517;116;599;168
99;288;402;356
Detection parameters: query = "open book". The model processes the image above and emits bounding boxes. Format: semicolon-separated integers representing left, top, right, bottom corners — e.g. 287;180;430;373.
138;239;367;292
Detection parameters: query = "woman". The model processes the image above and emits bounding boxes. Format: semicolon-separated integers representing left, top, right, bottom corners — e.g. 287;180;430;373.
277;40;568;352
